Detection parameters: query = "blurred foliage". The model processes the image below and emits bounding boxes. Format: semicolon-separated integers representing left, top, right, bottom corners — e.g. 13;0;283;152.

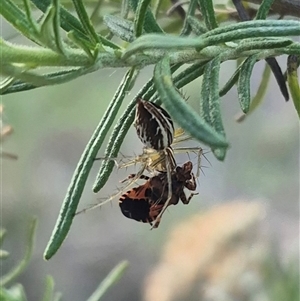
143;201;299;301
0;104;18;160
0;219;128;301
0;0;299;264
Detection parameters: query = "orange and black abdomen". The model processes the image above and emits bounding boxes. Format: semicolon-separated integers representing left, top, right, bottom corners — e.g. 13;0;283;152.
119;185;153;223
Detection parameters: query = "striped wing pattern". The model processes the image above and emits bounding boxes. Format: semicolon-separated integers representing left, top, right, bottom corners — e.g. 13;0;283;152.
135;99;174;150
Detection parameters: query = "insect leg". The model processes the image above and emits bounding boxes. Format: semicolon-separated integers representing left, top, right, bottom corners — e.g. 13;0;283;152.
151;149;174;229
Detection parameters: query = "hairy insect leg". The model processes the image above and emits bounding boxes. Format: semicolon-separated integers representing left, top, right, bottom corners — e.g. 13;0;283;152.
151;148;175;229
179;190;199;204
76;163;148;215
173;146;203;178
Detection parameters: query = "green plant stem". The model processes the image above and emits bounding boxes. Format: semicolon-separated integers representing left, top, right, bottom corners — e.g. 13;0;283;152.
0;39;92;66
86;261;129;301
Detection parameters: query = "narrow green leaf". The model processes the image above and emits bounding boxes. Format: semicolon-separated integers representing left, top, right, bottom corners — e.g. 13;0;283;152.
129;0;163;33
122;20;300;60
23;0;39;32
197;0;218;30
180;0;198;36
200;57;227;160
0;218;37;286
1;0;39;43
41;276;55;301
219;64;242;97
186;16;208;36
86;261;129;301
287;55;300;118
72;0;100;45
255;0;275;19
31;0;87;37
104;15;135;42
236;63;271;122
154;57;228;149
237;54;259;113
248;63;271;113
0;64;51;86
1;66;97;95
92;80;154;192
0;77;15;94
201;25;300;51
31;0;119;50
39;4;64;53
52;0;65;54
234;37;293;53
173;61;208;89
44;68;137;260
67;30;94;59
201;20;300;38
122;35;203;60
134;0;152;38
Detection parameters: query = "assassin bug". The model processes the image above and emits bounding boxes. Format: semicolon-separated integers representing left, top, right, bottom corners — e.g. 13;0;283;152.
119;161;198;228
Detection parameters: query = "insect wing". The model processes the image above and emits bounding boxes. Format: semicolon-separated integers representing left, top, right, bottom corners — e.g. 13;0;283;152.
119;180;164;225
119;183;154;223
135;99;174;150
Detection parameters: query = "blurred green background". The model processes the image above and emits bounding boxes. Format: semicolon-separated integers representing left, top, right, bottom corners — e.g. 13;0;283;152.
1;33;299;301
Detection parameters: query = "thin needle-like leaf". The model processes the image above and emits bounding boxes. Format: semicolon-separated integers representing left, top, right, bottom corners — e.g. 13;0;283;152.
237;54;259;113
86;261;129;301
134;0;152;37
72;0;100;45
200;57;227;160
287;55;300;118
44;68;137;260
197;0;218;30
154;56;228;150
255;0;275;20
